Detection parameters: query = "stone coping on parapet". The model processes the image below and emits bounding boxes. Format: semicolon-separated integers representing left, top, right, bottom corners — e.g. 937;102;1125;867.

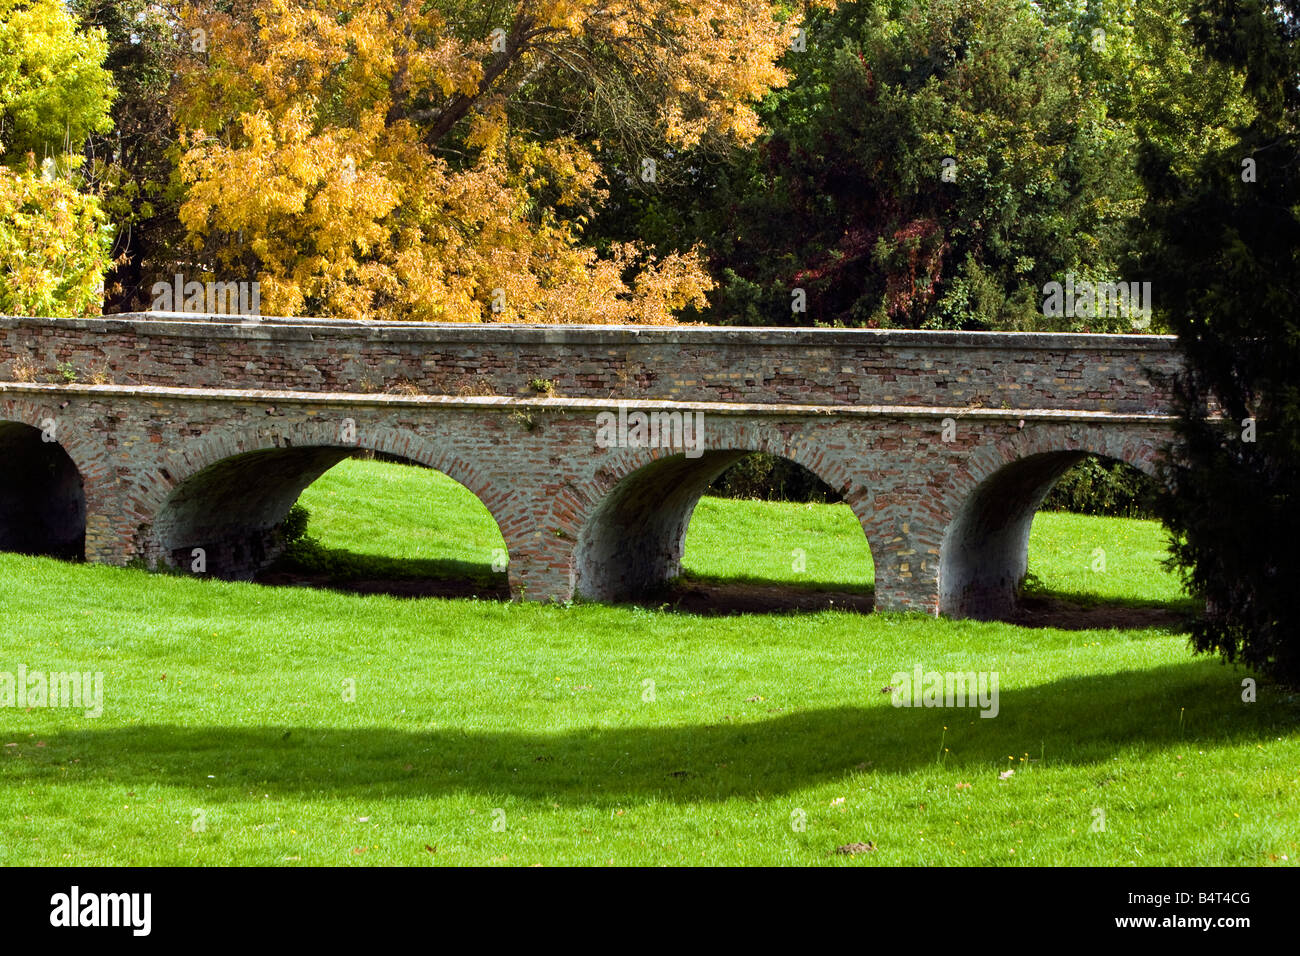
0;312;1179;351
0;380;1180;422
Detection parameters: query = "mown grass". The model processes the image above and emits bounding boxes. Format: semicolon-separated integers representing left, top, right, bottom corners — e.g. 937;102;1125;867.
1;458;1295;866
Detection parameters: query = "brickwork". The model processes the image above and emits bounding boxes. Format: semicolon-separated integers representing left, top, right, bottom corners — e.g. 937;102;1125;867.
0;315;1183;618
1;313;1181;412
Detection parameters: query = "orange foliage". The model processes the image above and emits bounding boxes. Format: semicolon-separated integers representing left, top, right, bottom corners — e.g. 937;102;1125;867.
172;0;800;322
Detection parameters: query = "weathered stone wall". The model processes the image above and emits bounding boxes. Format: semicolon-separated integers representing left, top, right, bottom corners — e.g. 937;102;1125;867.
0;313;1182;413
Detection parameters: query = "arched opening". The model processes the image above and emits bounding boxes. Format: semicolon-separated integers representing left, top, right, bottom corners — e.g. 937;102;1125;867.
940;451;1173;621
0;421;85;560
149;447;508;597
260;453;509;599
151;445;347;576
575;450;874;612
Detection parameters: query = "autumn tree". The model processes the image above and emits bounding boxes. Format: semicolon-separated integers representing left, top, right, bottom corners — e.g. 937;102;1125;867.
70;0;189;313
168;0;798;322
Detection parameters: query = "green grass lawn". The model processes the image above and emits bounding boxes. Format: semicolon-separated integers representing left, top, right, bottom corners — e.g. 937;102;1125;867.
1;458;1296;866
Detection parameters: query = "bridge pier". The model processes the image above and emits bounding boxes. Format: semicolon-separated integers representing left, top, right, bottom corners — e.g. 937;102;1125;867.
870;535;944;616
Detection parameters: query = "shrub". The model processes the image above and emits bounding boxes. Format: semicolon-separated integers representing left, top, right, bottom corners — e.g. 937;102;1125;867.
709;454;838;503
1040;459;1159;519
278;503;311;545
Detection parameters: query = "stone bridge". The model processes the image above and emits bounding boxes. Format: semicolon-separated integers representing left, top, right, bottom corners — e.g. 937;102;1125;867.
0;313;1183;618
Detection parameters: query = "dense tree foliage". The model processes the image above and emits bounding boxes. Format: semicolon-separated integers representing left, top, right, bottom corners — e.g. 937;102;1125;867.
159;0;801;321
0;0;114;316
45;0;1256;330
725;0;1141;327
1139;0;1300;685
602;0;1252;329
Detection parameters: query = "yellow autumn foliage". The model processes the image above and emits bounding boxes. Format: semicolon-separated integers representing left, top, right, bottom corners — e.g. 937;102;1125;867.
173;0;801;322
0;155;113;317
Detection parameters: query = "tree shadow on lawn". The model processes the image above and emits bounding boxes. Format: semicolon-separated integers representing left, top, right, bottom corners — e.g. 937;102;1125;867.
21;660;1295;806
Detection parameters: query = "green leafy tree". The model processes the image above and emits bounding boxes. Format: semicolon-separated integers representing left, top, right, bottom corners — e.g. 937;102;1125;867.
0;157;113;315
0;0;114;164
1139;0;1300;685
651;0;1254;330
700;0;1144;328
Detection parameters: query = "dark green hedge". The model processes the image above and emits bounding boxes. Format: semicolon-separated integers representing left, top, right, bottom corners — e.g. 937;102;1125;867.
709;454;839;502
709;453;1158;518
1039;458;1159;519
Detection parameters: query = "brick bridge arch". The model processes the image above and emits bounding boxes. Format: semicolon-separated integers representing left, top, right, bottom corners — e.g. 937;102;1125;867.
0;397;102;560
129;420;529;579
936;422;1168;619
542;420;881;602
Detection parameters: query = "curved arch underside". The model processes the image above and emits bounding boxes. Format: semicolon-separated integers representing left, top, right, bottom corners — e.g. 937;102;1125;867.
575;450;750;602
940;450;1129;619
150;446;354;576
0;421;86;560
573;449;873;604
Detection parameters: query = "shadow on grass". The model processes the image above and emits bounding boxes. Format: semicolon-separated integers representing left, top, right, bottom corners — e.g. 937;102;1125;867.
256;540;509;600
634;573;875;616
18;661;1295;805
253;543;1192;630
1014;587;1198;632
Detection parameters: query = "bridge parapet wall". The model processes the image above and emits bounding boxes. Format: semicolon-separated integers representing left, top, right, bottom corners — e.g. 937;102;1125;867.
0;314;1182;414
